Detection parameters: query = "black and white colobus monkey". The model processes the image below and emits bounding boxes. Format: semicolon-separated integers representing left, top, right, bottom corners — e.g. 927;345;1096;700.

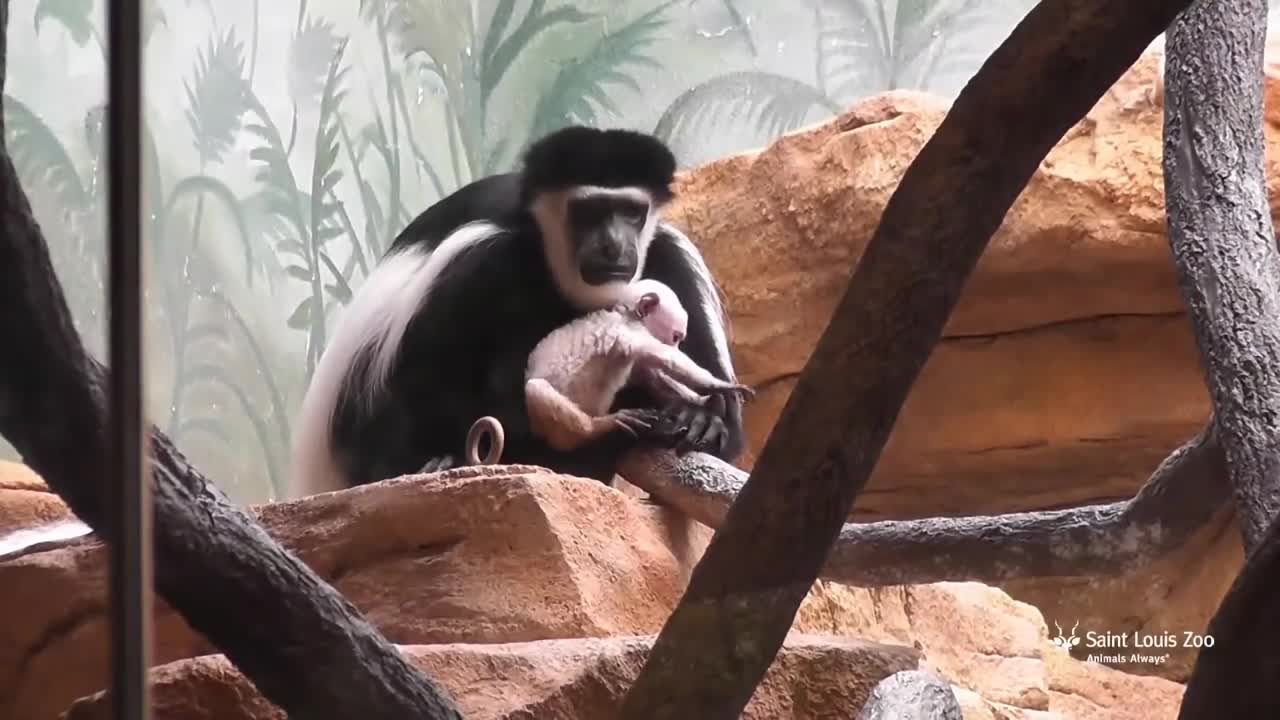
285;125;744;498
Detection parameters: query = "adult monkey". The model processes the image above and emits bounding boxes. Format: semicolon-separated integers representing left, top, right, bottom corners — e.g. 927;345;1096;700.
285;125;744;498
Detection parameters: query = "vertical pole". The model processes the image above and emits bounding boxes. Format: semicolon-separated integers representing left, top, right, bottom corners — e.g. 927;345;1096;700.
106;0;151;717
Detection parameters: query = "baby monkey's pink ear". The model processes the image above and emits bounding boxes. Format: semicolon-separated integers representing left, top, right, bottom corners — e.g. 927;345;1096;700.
636;292;660;317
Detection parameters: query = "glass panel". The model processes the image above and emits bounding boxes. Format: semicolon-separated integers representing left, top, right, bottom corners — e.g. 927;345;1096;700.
9;0;1189;504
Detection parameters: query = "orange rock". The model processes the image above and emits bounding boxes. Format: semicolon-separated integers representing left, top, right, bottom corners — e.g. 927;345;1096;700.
0;461;74;537
62;635;919;720
1045;641;1185;720
665;54;1217;518
662;47;1264;682
2;469;1180;719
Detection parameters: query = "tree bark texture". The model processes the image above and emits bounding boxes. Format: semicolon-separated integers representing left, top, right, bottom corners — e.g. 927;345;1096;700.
618;0;1195;717
1162;0;1280;716
1162;0;1280;552
0;2;463;717
856;670;963;720
621;423;1227;586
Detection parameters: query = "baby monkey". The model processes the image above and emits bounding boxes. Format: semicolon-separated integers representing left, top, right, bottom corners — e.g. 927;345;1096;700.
523;278;755;452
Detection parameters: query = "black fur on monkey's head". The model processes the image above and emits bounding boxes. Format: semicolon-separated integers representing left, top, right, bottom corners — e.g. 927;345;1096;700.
518;125;677;207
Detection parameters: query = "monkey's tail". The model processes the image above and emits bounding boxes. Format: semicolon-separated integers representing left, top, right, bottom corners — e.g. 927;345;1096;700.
465;416;505;466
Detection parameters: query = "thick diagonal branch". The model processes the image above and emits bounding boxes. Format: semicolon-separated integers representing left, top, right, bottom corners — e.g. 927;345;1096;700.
1160;0;1280;717
1162;0;1280;552
621;422;1228;586
618;1;1195;717
0;2;462;717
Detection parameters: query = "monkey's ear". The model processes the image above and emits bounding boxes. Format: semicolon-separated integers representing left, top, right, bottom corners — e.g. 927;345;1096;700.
636;292;660;317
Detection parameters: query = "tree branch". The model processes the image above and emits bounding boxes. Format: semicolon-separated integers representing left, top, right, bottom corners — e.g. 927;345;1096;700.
1178;510;1280;718
618;0;1195;716
0;1;463;717
857;670;963;720
621;422;1228;586
1160;0;1280;715
1162;0;1280;552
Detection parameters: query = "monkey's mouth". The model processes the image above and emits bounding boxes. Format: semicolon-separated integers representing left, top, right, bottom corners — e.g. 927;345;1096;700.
579;261;636;285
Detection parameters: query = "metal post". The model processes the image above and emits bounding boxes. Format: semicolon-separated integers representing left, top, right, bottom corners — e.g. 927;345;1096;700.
106;0;152;717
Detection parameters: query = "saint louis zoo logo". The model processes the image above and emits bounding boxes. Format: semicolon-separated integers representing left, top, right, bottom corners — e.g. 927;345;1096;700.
1050;620;1215;666
1050;621;1082;650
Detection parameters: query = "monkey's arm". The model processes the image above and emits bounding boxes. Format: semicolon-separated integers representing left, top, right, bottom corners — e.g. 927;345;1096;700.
633;366;708;406
638;229;746;459
525;378;654;451
629;335;754;399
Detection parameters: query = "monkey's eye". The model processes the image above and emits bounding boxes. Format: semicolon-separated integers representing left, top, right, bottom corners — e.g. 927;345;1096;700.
616;201;648;226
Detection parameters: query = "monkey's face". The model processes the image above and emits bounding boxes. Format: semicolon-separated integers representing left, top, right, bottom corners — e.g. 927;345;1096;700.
636;292;688;346
566;192;652;286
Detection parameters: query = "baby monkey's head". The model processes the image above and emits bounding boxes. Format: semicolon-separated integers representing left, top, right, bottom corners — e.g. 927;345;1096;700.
621;278;687;346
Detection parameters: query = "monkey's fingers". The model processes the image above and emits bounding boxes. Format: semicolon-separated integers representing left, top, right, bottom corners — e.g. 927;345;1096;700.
665;403;728;456
693;414;729;455
612;408;661;436
675;405;711;454
708;383;755;400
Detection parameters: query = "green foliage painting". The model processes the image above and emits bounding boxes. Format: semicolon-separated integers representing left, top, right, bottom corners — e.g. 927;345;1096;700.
5;0;1038;504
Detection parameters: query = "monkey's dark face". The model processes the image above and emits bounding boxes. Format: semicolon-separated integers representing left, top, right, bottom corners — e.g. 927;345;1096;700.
531;185;662;311
567;194;651;286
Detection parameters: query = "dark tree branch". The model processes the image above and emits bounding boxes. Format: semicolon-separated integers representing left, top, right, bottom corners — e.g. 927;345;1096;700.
618;0;1194;716
857;670;963;720
621;422;1228;586
0;2;463;717
1178;510;1280;718
1162;0;1280;553
1160;0;1280;716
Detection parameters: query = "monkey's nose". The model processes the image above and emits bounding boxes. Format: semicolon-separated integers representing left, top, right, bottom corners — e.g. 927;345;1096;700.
672;331;685;345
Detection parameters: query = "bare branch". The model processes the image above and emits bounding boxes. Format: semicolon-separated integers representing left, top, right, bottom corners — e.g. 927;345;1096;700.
1159;0;1280;715
1162;0;1280;551
618;0;1195;716
621;422;1228;586
857;670;963;720
0;2;463;716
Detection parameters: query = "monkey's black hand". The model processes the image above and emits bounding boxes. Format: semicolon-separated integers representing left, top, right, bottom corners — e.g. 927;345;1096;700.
419;455;456;473
646;397;730;456
609;408;663;437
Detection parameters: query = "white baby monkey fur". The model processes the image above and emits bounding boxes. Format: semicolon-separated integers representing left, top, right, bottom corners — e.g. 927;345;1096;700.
524;278;749;423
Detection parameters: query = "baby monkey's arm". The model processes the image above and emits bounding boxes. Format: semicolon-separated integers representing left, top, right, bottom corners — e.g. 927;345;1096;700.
524;378;655;451
626;333;754;401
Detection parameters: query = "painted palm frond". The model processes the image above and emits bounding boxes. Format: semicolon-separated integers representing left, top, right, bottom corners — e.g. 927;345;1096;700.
307;38;356;312
529;2;673;143
243;86;306;248
820;0;1026;96
907;0;1035;91
479;0;592;106
288;13;343;109
161;175;259;287
654;71;838;158
818;0;890;97
184;28;251;166
176;287;290;498
3;94;89;212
